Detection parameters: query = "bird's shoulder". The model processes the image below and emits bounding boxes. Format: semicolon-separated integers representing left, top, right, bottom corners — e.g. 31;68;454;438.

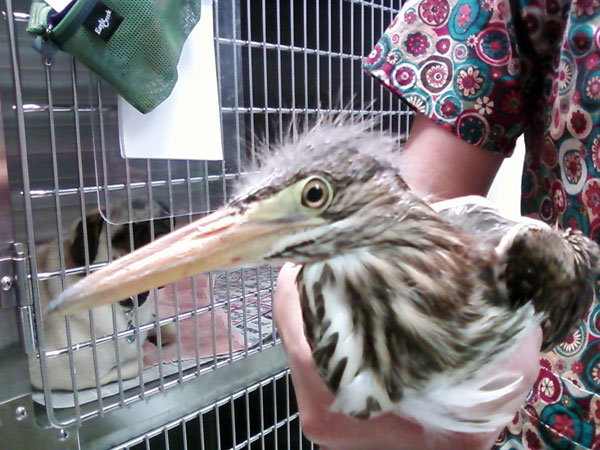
431;195;524;249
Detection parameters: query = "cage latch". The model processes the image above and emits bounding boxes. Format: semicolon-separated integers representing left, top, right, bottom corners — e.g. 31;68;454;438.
0;242;36;353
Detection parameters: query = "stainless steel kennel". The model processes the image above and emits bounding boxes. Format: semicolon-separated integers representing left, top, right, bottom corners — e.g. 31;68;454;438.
0;1;408;448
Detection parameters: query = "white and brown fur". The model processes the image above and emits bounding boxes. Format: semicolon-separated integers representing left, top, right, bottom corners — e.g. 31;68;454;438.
29;199;174;391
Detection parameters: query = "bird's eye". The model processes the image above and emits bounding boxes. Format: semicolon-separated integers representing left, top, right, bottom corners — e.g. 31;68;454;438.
301;177;331;209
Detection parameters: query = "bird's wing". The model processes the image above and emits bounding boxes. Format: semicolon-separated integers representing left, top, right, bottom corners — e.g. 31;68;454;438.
498;223;599;350
433;195;599;351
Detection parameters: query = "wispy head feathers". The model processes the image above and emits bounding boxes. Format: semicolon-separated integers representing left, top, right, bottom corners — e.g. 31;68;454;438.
233;114;405;202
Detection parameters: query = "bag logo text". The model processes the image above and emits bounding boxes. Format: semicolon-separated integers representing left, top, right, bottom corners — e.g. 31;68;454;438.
83;2;123;42
95;10;112;35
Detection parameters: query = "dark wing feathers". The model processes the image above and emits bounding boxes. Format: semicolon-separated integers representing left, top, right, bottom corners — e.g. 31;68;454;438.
504;227;599;351
435;196;600;351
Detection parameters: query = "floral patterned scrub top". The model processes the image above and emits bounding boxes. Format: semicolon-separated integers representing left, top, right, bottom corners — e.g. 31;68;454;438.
365;0;600;448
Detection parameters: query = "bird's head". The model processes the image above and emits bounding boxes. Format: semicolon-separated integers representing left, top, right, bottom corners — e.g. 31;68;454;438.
46;119;423;316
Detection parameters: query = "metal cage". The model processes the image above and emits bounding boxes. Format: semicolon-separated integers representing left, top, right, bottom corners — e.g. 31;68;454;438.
0;1;408;448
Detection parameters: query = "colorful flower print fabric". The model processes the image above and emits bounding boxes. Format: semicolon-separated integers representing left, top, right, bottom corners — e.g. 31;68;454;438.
365;0;600;447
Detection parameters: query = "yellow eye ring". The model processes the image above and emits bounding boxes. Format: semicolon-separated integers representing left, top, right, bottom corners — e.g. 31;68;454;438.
301;177;331;210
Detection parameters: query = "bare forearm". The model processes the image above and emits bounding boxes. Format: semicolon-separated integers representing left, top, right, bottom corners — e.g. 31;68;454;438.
400;113;504;200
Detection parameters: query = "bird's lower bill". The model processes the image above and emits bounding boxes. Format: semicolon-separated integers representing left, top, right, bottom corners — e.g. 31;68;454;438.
45;206;288;316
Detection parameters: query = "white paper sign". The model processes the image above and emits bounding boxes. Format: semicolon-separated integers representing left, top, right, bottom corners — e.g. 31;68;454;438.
45;0;72;13
119;0;223;161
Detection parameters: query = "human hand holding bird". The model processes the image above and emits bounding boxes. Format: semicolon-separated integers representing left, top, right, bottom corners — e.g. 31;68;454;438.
46;117;600;440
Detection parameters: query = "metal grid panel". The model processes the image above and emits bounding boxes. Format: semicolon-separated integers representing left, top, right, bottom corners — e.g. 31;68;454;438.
113;369;313;450
1;0;408;446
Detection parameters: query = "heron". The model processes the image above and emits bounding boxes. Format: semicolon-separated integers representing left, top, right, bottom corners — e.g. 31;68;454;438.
46;118;599;433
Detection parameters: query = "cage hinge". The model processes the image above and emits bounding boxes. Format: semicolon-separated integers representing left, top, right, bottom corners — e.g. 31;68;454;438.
0;242;36;353
1;242;32;307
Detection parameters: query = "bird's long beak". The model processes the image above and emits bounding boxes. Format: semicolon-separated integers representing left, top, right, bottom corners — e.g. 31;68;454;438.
46;201;301;316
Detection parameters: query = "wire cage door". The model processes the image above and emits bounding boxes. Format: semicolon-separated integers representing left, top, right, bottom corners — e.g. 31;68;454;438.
0;0;408;448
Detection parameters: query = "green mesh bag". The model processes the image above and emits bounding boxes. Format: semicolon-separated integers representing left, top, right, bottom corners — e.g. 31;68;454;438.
27;0;201;113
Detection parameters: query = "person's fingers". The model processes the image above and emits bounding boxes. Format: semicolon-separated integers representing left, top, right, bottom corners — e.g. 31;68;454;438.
516;324;543;387
274;263;305;350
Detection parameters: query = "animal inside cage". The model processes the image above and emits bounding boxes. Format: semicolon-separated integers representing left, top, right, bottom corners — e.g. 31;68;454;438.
0;0;408;448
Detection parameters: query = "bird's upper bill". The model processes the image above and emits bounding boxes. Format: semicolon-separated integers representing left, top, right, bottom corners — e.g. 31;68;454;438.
45;179;332;315
46;118;404;316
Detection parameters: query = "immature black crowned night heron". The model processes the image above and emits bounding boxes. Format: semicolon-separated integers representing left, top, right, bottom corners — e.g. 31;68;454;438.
47;118;600;433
